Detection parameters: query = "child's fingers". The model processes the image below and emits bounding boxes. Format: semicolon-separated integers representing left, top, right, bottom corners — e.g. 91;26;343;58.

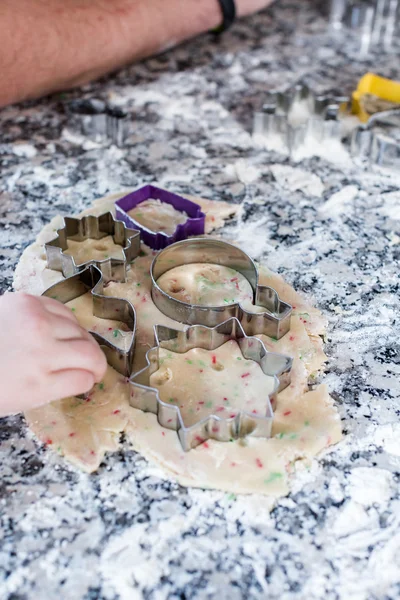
50;339;107;381
44;368;96;401
40;296;79;323
49;314;93;342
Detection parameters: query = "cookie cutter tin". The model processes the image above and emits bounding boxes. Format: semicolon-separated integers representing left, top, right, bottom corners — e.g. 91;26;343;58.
151;238;292;340
45;212;140;283
130;318;292;451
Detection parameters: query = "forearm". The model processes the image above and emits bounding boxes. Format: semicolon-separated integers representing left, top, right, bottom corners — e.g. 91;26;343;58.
0;0;222;107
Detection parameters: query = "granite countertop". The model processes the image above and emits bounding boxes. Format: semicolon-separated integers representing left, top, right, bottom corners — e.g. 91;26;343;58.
0;1;399;598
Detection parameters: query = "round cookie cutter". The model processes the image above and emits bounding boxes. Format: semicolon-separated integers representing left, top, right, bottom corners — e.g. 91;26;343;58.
151;238;292;340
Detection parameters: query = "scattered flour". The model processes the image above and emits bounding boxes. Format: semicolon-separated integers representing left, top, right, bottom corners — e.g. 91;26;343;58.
270;164;324;198
318;185;359;217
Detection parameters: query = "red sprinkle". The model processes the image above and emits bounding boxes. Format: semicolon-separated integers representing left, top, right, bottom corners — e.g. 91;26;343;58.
289;335;295;341
195;435;205;444
68;432;76;438
45;439;53;445
283;411;292;416
199;369;204;373
212;426;219;433
203;442;210;449
223;397;228;402
113;409;121;415
90;450;95;456
231;462;237;467
162;431;165;436
241;372;250;379
216;407;225;412
198;401;205;405
256;458;263;468
211;355;217;365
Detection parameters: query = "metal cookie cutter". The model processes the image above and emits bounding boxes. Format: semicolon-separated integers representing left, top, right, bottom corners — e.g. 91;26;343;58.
253;82;348;156
151;238;292;340
130;318;292;451
42;265;136;376
329;0;400;54
45;212;141;283
115;185;206;250
351;108;400;168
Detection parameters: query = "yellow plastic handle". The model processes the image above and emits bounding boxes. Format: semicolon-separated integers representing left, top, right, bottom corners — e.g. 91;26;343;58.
352;72;400;122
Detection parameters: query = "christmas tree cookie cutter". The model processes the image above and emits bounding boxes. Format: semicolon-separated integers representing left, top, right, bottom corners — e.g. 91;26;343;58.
130;318;292;451
151;238;292;340
45;212;141;283
115;185;206;251
253;81;348;156
42;265;136;376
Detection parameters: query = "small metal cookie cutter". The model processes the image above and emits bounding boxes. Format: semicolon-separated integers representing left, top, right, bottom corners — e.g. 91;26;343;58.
351;108;400;169
151;238;292;340
115;185;206;251
253;82;348;156
45;212;141;283
130;318;292;451
42;265;136;376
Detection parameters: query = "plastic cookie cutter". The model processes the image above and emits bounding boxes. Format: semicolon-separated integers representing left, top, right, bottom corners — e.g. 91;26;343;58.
45;212;141;283
253;82;349;156
151;238;292;340
115;185;206;251
130;318;293;451
42;265;136;376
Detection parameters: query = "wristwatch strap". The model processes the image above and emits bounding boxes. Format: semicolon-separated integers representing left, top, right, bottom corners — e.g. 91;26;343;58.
213;0;236;33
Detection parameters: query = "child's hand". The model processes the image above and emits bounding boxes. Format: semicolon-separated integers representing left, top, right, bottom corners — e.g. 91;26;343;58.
0;292;107;415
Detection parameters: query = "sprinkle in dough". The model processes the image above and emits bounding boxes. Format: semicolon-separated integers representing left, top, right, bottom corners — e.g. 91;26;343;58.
150;341;276;427
157;263;253;306
128;199;188;235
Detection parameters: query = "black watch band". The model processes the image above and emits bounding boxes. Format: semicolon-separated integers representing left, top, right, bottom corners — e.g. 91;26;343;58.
213;0;236;33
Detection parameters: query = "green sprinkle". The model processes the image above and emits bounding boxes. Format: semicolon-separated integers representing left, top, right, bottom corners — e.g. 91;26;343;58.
51;295;58;300
304;420;310;426
186;359;193;365
139;250;146;257
264;472;283;484
98;382;104;390
277;432;285;439
206;401;213;408
198;360;207;367
289;433;298;439
236;357;242;361
71;307;76;312
168;398;176;403
136;283;141;287
226;493;237;501
113;329;119;338
104;254;109;258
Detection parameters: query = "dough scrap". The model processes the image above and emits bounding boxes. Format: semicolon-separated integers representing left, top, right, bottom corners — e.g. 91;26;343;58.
15;192;342;498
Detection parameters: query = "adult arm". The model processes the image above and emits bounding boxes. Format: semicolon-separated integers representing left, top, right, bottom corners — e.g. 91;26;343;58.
0;0;272;107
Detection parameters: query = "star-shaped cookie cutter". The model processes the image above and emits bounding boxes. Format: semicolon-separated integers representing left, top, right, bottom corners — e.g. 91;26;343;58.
130;318;292;451
253;81;348;156
151;238;292;340
42;265;136;376
45;212;141;283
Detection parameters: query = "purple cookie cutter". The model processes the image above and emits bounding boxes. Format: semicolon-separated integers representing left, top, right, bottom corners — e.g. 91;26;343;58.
115;185;206;250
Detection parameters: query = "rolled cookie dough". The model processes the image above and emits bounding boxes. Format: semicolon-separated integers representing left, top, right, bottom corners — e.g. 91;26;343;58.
15;192;342;497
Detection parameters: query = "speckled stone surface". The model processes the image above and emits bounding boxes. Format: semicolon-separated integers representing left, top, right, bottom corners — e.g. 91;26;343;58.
1;2;400;599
